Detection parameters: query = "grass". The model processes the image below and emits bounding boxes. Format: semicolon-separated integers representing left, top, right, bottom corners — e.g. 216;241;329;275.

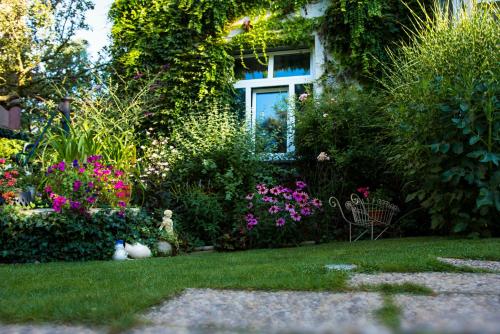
0;237;499;330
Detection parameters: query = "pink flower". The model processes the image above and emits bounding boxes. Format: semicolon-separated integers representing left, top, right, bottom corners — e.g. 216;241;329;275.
357;187;370;198
283;192;292;200
290;211;302;222
311;198;322;208
0;158;5;164
300;207;312;216
262;196;277;203
299;93;309;102
296;181;307;189
114;180;125;190
270;187;280;195
285;203;294;212
245;193;254;201
276;217;286;227
44;185;52;194
268;205;280;214
115;170;124;177
78;167;86;173
256;184;268;195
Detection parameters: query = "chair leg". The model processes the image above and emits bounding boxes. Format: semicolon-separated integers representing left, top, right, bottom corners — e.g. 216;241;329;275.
353;229;368;242
349;223;352;243
375;226;390;240
371;224;374;240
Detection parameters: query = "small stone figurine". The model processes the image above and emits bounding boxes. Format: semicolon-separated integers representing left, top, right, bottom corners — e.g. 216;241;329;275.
112;240;128;261
159;209;174;235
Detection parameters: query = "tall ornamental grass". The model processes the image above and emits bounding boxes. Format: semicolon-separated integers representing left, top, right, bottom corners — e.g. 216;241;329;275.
382;1;499;235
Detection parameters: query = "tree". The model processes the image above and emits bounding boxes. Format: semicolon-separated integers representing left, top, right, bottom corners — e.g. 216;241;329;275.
0;0;94;114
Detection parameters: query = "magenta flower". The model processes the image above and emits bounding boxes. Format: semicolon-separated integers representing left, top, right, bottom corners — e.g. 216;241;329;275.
285;203;294;212
115;170;124;177
73;180;82;192
118;201;126;208
276;217;286;227
78;167;85;173
88;181;94;189
300;207;312;216
44;185;52;194
268;205;280;214
57;161;66;171
357;187;370;198
86;196;96;204
290;211;302;222
296;181;307;189
52;196;68;213
114;180;125;190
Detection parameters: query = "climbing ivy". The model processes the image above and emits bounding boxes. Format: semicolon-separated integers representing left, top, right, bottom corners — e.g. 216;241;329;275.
321;0;431;80
109;0;314;133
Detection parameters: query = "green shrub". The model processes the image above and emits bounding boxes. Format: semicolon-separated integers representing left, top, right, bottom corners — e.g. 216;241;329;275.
382;2;500;235
140;106;280;248
294;85;399;239
0;207;165;263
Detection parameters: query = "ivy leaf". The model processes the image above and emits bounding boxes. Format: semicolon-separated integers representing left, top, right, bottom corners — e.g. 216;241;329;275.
480;153;499;166
439;143;450;153
430;143;440;153
469;135;480;145
405;192;417;202
476;188;493;208
452;222;468;233
452;142;463;154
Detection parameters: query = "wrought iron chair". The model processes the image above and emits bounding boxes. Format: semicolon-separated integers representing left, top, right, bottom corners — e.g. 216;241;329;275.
329;194;399;242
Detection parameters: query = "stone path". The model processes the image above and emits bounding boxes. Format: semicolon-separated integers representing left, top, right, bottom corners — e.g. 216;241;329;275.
2;258;500;334
437;257;500;271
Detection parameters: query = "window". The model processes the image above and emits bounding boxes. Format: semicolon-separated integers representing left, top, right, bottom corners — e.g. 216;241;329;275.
234;49;313;159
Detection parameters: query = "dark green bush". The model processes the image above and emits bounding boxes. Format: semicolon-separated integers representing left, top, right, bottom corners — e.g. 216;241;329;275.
0;207;165;263
383;3;500;235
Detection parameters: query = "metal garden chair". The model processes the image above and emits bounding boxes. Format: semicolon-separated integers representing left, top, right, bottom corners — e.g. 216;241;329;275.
329;194;399;242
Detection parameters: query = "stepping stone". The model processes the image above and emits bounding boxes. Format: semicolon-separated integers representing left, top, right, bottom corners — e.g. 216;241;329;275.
349;272;500;294
437;257;500;271
396;294;500;334
137;289;388;334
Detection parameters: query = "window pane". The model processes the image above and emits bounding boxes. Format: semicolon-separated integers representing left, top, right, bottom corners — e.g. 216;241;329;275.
234;57;268;80
232;88;246;121
255;88;288;153
274;53;310;78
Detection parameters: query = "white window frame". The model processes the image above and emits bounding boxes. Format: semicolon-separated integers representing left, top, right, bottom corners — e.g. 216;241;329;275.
234;49;314;160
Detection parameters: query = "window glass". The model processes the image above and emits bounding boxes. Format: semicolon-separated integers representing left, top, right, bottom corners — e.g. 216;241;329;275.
274;53;310;78
232;88;246;121
234;57;268;80
254;88;288;153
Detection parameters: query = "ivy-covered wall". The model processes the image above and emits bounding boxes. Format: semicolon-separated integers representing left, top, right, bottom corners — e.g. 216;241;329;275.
110;0;429;131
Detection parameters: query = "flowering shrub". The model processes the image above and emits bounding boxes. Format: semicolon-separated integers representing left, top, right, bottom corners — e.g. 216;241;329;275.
244;181;322;246
44;155;130;215
0;158;21;204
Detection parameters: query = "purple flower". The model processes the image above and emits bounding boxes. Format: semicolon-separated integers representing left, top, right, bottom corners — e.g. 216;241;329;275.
296;181;307;189
300;207;312;216
283;192;292;200
245;213;255;222
88;181;94;189
262;196;276;203
117;211;125;218
87;155;102;163
245;193;254;201
247;218;258;230
290;211;302;222
118;201;126;208
57;161;66;171
69;200;81;210
73;180;82;192
268;205;280;214
72;159;79;168
47;166;54;174
44;185;52;194
86;196;96;204
276;217;286;227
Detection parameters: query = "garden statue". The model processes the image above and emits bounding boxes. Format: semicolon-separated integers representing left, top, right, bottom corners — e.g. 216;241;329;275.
112;240;128;261
160;209;174;235
125;242;152;259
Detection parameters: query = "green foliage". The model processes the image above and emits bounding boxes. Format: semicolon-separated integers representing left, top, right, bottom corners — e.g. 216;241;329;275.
382;3;500;235
0;207;164;263
109;0;316;131
321;0;430;80
0;138;23;159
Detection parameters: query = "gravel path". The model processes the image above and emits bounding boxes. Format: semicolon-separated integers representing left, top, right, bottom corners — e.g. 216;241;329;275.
137;289;388;334
0;324;102;334
349;272;500;294
437;257;500;271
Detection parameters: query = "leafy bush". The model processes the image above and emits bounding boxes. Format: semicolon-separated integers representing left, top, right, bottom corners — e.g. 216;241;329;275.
0;207;164;263
140;106;280;248
43;155;130;215
0;138;23;160
294;85;398;238
244;181;323;247
382;3;500;235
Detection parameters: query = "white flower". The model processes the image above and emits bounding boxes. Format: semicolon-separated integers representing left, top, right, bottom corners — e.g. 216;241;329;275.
323;113;328;118
317;152;330;162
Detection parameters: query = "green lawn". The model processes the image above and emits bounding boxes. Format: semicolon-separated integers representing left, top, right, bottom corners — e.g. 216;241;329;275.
0;237;499;330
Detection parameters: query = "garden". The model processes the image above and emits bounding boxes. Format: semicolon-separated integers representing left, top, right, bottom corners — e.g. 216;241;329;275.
0;0;499;331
